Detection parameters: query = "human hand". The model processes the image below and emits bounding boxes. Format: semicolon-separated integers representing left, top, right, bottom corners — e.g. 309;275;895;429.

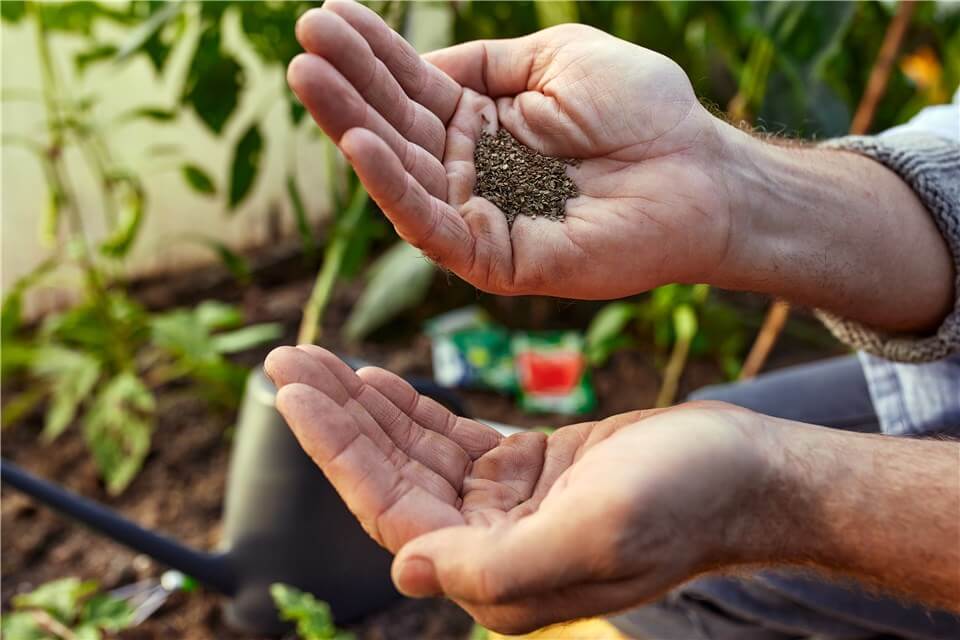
287;1;732;299
265;345;775;633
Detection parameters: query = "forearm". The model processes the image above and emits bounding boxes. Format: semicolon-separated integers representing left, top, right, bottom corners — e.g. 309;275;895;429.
745;419;960;610
712;121;954;333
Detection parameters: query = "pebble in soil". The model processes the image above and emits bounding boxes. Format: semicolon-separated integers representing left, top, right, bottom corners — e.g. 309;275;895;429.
473;128;580;228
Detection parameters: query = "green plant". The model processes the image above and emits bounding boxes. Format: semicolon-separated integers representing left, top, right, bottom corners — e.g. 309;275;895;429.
0;577;135;640
586;285;748;406
1;2;282;493
270;584;354;640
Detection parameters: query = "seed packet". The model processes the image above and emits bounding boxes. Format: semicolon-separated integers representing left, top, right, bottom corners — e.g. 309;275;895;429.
425;307;517;392
512;332;596;415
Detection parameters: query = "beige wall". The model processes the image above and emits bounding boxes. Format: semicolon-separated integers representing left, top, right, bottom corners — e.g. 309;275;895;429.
1;2;451;316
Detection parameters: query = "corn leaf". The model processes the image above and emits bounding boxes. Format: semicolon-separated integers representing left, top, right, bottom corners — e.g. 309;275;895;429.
343;242;435;342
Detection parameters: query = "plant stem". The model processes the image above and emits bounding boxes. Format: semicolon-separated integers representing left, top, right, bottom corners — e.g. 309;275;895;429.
29;609;78;640
297;185;369;345
655;334;692;408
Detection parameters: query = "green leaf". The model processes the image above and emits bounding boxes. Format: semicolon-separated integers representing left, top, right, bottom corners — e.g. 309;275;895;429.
34;2;129;35
84;373;154;495
74;44;119;74
534;0;578;27
181;164;217;195
2;386;46;429
1;1;26;23
13;577;99;622
211;323;282;354
117;106;177;123
81;594;135;631
344;242;436;342
73;626;102;640
0;611;46;640
194;300;243;331
114;1;181;63
99;186;146;258
238;1;306;66
40;293;149;368
271;584;352;640
469;625;490;640
585;301;640;366
151;310;218;363
672;304;699;343
228;125;263;209
181;28;243;134
30;346;101;441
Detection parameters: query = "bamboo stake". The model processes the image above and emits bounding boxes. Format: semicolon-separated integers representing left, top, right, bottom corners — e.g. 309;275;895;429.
738;0;917;380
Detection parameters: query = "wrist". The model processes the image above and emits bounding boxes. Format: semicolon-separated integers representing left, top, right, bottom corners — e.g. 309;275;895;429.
706;123;822;297
704;120;953;331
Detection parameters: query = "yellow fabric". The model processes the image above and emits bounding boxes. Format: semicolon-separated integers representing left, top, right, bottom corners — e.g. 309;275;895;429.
487;618;629;639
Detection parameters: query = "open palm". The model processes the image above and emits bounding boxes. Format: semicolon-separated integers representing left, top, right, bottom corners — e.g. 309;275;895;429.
265;345;764;633
264;344;599;553
288;1;732;299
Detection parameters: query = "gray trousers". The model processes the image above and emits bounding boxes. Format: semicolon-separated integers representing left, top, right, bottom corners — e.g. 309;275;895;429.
610;356;960;640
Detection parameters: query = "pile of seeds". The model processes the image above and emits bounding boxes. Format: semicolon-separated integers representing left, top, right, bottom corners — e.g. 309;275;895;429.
473;128;580;227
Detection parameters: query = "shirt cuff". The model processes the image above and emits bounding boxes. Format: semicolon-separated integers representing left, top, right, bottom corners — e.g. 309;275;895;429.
814;132;960;363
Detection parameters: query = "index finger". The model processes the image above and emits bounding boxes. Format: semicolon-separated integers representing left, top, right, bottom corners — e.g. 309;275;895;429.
324;0;461;123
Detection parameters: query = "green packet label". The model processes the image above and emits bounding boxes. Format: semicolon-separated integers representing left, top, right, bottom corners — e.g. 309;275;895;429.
428;307;516;392
512;332;596;415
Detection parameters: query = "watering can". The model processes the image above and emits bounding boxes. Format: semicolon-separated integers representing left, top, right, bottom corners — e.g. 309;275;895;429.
1;363;475;636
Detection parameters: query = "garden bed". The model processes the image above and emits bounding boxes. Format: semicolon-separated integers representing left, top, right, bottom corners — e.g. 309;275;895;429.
1;251;842;639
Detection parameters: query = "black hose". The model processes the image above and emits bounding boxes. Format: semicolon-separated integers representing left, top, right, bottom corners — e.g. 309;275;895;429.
0;458;236;595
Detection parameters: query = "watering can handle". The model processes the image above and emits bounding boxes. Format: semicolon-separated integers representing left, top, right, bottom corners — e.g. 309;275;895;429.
0;458;237;595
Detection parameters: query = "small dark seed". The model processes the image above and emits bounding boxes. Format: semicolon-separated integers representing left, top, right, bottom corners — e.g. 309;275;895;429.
473;128;580;228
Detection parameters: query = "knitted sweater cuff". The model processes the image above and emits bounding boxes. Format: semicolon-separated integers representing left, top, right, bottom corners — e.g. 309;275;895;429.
814;132;960;363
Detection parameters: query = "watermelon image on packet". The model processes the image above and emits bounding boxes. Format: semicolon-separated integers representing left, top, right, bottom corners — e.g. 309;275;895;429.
512;331;596;415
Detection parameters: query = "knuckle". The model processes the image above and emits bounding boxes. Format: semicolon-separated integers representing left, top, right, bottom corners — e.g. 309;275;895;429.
474;565;511;604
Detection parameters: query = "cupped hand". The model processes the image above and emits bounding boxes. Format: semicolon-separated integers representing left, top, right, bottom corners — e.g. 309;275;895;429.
287;0;733;299
265;345;772;634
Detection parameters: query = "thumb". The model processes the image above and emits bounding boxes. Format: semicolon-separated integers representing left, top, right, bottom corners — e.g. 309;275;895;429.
424;35;543;97
391;498;620;604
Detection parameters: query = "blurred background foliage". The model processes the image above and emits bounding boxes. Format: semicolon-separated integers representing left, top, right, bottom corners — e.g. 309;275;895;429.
2;0;958;490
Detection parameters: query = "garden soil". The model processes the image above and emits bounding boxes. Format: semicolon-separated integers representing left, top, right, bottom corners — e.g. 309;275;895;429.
1;244;840;639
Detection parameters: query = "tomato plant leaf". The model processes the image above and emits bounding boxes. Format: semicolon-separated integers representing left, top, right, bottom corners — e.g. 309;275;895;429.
30;346;101;441
182;164;217;196
228;125;263;209
12;577;99;622
83;372;155;495
211;323;282;354
181;28;243;134
81;594;135;631
585;301;641;366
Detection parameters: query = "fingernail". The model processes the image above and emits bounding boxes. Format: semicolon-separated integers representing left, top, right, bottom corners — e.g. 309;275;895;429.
394;556;440;598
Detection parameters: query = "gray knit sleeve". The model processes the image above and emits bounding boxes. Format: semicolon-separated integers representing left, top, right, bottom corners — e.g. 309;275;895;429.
814;132;960;363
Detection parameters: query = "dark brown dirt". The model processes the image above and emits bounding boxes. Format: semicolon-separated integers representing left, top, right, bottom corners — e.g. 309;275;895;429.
1;244;842;639
474;128;580;226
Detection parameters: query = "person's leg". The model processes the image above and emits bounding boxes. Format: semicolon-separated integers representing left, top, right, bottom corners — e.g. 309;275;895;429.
611;355;960;640
688;355;877;431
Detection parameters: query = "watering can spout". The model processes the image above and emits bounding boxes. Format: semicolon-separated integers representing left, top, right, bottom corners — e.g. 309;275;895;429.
0;457;237;596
